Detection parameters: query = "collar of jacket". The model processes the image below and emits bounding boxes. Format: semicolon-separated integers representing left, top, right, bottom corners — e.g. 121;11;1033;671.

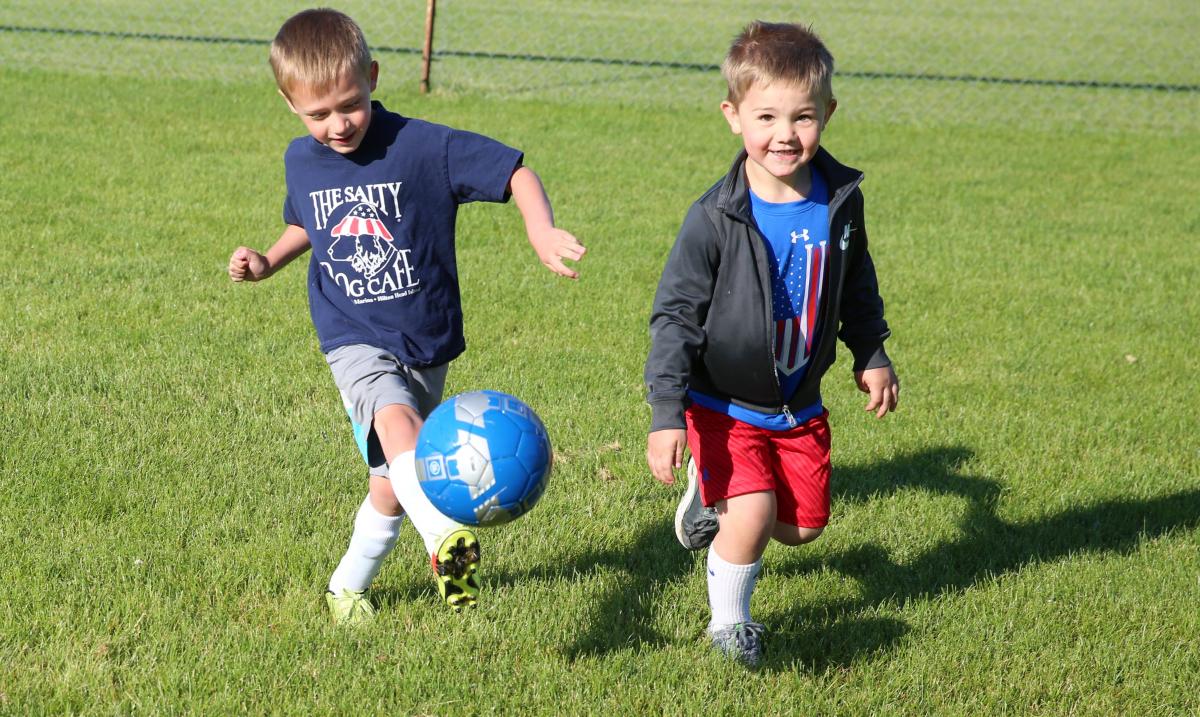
715;147;864;225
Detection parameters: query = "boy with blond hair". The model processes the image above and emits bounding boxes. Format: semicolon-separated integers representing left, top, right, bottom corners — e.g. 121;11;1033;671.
229;9;584;623
645;21;898;666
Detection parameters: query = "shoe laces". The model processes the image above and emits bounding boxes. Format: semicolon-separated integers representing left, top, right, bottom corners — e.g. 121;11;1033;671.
731;622;765;651
713;621;765;663
330;589;374;621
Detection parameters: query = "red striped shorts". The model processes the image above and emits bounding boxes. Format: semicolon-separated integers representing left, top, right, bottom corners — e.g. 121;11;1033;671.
685;402;832;529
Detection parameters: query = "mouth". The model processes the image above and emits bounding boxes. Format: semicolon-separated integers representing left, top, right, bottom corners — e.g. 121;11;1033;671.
769;148;800;160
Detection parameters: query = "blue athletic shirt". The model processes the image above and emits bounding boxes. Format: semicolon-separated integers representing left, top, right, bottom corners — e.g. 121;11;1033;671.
688;168;830;430
282;102;523;367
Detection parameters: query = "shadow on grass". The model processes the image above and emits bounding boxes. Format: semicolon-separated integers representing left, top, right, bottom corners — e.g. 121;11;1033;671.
373;511;696;659
763;446;1200;672
372;446;1200;669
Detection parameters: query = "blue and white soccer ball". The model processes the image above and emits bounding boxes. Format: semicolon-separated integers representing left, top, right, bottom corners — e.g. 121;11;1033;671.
415;390;552;526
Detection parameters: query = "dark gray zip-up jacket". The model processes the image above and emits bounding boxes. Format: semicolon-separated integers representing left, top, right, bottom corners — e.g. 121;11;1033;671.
645;147;892;433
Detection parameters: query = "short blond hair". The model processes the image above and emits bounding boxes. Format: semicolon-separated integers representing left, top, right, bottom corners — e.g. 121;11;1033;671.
722;21;834;106
269;8;372;98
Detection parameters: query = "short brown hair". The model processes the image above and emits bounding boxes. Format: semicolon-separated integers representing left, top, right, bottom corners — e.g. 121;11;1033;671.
722;21;835;106
270;8;372;98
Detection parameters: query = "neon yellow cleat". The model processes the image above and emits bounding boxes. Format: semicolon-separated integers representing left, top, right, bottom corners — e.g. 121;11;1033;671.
325;588;377;626
432;528;481;611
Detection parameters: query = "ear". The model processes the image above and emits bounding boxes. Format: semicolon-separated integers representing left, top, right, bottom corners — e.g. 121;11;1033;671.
279;88;299;115
368;60;379;92
823;98;838;126
720;100;742;135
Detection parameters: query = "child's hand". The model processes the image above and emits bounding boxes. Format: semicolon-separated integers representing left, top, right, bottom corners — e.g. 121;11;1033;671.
854;365;900;418
228;247;270;282
646;428;687;485
528;226;586;280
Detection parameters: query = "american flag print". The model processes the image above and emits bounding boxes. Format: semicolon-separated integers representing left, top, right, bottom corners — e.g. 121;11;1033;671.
774;240;826;376
330;202;394;241
327;201;399;278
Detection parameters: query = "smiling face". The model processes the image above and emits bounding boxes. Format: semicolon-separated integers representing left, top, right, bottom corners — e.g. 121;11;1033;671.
721;80;836;202
282;62;378;155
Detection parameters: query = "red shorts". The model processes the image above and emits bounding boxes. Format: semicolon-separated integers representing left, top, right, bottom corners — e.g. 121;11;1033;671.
685;403;832;529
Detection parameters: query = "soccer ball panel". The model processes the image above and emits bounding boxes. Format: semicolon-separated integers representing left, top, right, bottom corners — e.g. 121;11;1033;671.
415;390;551;526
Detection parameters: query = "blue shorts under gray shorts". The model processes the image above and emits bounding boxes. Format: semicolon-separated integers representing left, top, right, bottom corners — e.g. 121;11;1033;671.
325;344;448;477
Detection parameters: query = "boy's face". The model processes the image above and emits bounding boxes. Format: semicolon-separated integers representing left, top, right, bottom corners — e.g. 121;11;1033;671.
721;81;836;198
282;62;378;155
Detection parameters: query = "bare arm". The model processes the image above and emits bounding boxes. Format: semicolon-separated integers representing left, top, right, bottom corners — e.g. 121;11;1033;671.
507;165;585;280
228;224;311;282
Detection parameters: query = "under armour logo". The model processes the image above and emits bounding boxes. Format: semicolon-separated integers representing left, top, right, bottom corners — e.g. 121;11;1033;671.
790;228;810;244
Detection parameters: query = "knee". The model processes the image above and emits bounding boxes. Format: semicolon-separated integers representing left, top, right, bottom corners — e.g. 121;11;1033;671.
373;404;422;456
774;525;824;546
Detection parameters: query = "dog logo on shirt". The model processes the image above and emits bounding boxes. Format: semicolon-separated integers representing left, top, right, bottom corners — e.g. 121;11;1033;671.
328;202;397;278
317;194;422;304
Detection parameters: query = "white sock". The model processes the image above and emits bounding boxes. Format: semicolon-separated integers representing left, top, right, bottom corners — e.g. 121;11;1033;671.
706;547;761;630
328;495;404;594
388;450;462;555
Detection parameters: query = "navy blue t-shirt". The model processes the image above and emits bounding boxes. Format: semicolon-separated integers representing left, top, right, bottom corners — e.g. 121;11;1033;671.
282;102;523;366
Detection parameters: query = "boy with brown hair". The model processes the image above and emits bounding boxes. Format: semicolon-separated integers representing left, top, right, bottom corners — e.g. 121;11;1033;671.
644;21;898;666
229;8;584;623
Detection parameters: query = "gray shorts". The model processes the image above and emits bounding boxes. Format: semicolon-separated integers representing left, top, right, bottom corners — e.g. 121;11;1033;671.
325;344;448;476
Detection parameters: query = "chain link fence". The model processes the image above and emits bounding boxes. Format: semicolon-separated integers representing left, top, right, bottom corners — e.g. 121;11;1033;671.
2;0;1197;132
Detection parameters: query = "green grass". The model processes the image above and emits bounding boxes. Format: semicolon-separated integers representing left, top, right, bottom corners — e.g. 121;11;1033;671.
2;52;1199;716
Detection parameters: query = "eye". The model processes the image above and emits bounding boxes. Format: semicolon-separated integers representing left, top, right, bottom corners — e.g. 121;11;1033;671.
758;114;774;122
311;112;329;121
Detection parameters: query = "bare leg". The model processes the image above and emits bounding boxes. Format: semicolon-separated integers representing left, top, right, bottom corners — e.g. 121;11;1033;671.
771;523;824;546
711;491;777;564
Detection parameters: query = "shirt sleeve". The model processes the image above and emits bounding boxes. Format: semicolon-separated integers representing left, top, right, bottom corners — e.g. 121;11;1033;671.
281;144;303;226
445;128;524;204
837;189;892;371
644;201;720;432
282;192;301;226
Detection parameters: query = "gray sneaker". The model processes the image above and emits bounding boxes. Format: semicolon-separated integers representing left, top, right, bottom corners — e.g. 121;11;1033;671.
709;621;766;667
674;458;718;550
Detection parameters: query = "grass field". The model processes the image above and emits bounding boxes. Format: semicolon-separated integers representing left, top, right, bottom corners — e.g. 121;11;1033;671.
2;16;1200;716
